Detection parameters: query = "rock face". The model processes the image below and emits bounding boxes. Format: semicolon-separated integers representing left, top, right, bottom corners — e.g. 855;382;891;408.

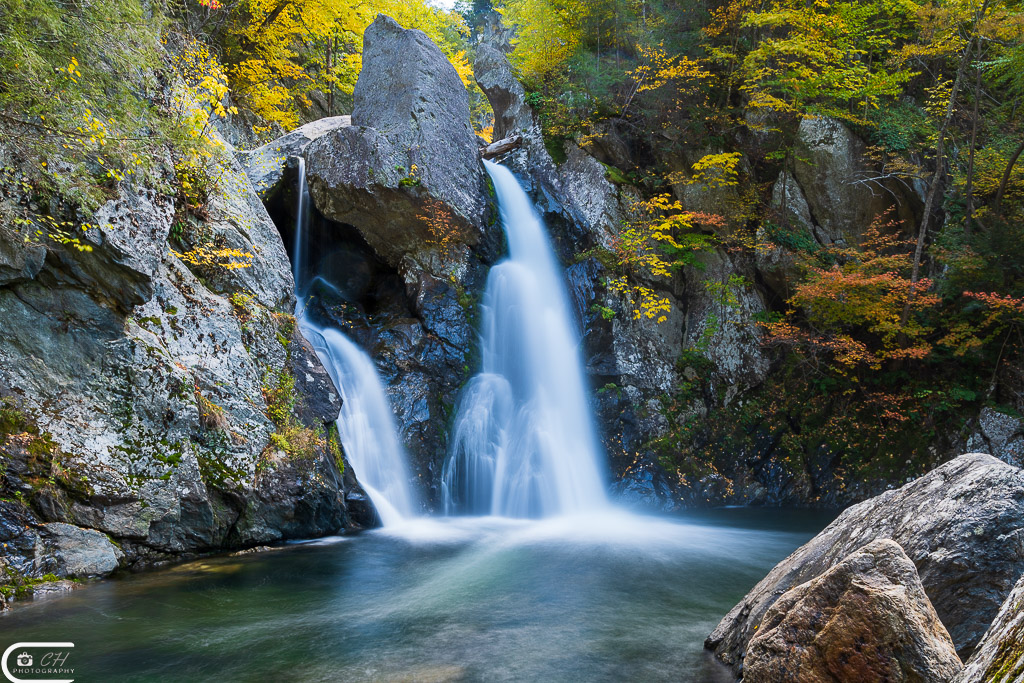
792;116;918;244
967;407;1024;468
744;539;962;683
238;116;351;200
0;140;352;590
305;15;490;274
707;454;1024;668
955;571;1024;682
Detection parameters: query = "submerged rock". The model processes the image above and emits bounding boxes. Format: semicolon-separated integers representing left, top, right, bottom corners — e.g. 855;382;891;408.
744;539;962;683
707;454;1024;668
955;571;1024;682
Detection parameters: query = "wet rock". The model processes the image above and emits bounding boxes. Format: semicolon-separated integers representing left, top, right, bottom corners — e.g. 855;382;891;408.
744;539;962;683
954;571;1024;682
229;448;346;546
0;502;41;576
238;116;351;200
609;463;679;512
707;454;1024;667
28;579;82;601
37;523;124;578
289;330;342;427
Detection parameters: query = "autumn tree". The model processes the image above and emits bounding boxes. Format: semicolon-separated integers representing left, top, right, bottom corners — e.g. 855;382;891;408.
216;0;476;130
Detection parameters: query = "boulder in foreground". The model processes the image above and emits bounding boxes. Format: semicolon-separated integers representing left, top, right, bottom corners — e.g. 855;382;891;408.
707;453;1024;666
744;539;962;682
954;570;1024;682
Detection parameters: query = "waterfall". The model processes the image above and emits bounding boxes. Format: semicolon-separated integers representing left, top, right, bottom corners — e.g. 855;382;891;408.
291;161;417;526
300;319;417;526
442;160;607;518
293;158;309;287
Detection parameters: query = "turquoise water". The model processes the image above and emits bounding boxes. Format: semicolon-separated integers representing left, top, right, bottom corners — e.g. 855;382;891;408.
0;509;832;682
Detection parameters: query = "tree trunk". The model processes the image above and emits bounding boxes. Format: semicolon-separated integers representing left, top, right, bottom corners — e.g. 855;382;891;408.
326;35;334;117
994;137;1024;214
965;38;983;236
481;135;523;159
901;2;990;327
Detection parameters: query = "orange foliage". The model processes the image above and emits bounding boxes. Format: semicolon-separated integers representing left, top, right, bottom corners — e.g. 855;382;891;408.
762;215;941;371
419;198;467;261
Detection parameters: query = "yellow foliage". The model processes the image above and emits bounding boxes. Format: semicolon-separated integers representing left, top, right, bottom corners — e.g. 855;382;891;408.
171;245;254;270
630;45;711;95
222;0;474;130
500;0;584;81
688;152;742;188
607;194;718;322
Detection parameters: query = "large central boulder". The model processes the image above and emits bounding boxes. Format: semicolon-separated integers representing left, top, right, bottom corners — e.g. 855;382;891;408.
305;15;488;273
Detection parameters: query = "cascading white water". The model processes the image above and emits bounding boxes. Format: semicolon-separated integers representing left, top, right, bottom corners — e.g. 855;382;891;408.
292;161;417;526
300;317;417;526
293;158;309;286
442;160;607;518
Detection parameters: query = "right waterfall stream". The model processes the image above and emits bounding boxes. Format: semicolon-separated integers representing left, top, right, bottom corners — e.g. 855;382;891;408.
442;160;608;518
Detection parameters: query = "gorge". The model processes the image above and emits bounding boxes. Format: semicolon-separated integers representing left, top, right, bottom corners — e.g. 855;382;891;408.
2;3;1024;682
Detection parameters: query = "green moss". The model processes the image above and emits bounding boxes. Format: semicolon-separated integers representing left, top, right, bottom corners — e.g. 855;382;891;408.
984;618;1024;682
763;219;819;254
1;566;70;600
326;423;344;474
602;163;631;185
544;135;568;165
261;367;323;459
0;399;33;437
576;246;619;273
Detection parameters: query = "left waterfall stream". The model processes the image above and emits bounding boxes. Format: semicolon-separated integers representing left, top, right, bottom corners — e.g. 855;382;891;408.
291;158;417;526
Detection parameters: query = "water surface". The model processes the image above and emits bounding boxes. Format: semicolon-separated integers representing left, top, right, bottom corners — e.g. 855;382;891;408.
0;509;832;682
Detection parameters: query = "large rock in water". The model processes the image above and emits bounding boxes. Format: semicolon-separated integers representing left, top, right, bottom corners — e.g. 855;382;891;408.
954;570;1024;682
305;15;489;273
744;539;962;682
707;454;1024;667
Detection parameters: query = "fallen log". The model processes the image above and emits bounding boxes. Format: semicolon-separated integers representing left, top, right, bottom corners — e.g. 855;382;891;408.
480;135;522;159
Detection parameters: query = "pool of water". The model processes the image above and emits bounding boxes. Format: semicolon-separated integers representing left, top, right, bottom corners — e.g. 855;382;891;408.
0;509;833;682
